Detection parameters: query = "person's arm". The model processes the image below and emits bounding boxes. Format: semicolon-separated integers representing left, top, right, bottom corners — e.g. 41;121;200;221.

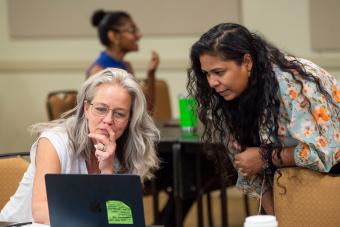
272;146;295;167
237;63;339;175
88;124;117;174
145;51;160;113
234;146;296;178
276;62;339;173
32;138;61;224
86;64;104;79
124;61;135;76
261;191;274;215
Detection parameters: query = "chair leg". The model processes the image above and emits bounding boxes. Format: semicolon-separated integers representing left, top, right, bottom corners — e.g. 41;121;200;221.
244;194;250;217
206;192;214;227
151;180;160;224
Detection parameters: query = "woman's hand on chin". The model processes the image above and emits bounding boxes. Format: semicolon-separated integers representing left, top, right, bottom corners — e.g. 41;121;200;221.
88;126;117;174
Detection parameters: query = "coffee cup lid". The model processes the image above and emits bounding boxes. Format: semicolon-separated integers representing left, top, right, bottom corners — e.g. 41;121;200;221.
245;215;277;224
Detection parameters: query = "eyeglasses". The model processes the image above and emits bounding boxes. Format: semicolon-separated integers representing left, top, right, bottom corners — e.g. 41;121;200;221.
90;103;129;122
113;26;140;35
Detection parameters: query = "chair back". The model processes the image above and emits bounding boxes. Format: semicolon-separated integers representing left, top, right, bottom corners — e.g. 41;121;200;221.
274;167;340;227
143;79;172;121
0;152;30;209
46;90;78;121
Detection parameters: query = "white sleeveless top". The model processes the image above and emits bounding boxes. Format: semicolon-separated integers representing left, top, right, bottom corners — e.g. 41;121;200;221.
0;128;87;222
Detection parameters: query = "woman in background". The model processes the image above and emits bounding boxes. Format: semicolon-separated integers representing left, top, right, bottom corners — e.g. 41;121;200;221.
187;23;340;214
87;9;160;112
0;68;159;223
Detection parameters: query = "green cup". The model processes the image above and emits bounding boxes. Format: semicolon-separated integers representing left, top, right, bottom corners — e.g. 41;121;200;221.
178;96;198;132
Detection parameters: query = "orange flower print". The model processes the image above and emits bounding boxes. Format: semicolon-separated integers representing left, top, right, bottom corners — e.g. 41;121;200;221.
303;126;313;138
332;85;340;103
289;87;298;100
312;106;330;124
299;144;310;159
316;136;328;148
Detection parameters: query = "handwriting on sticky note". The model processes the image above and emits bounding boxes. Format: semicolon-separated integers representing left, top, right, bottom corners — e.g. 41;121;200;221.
106;200;133;224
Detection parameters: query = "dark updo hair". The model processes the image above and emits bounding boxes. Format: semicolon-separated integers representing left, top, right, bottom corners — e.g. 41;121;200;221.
91;9;131;47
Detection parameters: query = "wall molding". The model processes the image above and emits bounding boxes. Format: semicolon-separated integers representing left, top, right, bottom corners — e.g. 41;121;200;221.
8;0;240;37
0;59;189;73
0;57;339;73
307;56;340;70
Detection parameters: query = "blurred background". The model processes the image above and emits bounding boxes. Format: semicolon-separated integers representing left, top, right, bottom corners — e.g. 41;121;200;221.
1;1;339;226
1;0;340;157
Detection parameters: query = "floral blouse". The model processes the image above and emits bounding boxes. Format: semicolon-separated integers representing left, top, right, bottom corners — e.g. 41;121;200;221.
227;58;340;197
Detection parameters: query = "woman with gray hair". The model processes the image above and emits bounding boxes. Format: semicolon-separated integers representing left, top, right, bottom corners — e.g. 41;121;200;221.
0;68;160;224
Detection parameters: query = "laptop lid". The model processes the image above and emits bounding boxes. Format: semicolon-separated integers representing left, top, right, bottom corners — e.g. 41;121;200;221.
45;174;146;227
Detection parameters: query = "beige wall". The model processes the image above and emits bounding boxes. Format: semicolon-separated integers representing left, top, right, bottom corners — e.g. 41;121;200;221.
1;0;340;152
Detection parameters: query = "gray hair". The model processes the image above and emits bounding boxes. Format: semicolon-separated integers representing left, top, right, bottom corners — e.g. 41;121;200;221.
31;68;160;181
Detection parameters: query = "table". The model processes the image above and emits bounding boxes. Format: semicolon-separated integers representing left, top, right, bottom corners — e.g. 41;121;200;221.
151;121;237;227
0;223;163;227
0;223;48;227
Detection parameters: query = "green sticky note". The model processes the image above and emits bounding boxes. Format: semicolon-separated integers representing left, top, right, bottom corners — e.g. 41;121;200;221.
106;200;133;224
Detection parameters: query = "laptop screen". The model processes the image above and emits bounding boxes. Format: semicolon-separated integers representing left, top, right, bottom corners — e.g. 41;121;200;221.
45;174;146;227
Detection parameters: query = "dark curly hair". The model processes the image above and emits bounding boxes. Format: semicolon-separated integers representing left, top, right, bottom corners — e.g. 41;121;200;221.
91;9;131;47
187;23;337;174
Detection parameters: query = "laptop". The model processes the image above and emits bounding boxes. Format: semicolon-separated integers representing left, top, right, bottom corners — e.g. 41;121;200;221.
45;174;146;227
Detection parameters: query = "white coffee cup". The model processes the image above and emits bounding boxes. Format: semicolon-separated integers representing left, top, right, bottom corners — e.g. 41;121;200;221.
244;215;278;227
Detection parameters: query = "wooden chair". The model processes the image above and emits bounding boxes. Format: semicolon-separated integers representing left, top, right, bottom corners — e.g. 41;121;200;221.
274;167;340;227
0;152;30;209
142;79;172;122
46;90;78;121
152;80;172;121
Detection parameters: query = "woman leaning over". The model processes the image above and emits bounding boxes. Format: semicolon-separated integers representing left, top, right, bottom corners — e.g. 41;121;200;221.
187;23;340;214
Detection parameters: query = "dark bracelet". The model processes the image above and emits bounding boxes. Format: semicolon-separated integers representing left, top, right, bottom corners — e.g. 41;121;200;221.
259;144;278;174
4;222;32;227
